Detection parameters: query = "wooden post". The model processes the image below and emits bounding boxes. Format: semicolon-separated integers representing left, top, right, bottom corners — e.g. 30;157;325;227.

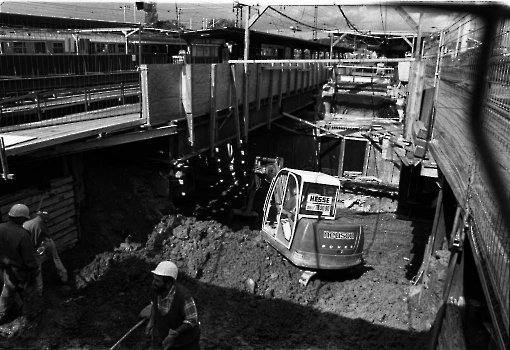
294;63;299;93
362;141;371;176
278;63;283;106
181;64;194;146
230;64;241;148
404;61;425;140
338;137;345;177
243;6;250;142
84;88;88;112
311;62;315;90
139;65;149;122
256;63;262;110
286;63;291;97
36;92;42;122
429;251;461;350
419;187;444;300
210;64;217;157
267;64;274;130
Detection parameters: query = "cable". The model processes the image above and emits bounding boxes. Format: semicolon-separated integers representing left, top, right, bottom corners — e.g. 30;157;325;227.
269;6;329;32
337;6;361;34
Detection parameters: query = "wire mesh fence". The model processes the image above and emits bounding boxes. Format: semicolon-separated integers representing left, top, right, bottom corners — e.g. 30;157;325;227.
430;12;510;339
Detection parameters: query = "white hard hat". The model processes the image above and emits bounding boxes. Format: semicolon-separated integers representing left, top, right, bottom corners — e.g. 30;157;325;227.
151;261;178;279
8;204;30;219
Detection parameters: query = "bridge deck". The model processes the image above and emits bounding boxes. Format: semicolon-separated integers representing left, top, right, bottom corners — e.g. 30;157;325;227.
2;113;145;156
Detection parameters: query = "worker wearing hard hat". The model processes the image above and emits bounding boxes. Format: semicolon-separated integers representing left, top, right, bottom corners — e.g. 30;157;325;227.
23;211;68;297
0;204;41;324
145;261;200;350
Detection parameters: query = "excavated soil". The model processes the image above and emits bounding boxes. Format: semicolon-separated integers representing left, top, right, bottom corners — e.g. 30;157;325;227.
0;152;441;350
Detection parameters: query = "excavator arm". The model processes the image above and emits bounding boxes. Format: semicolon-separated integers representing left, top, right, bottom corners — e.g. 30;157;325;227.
229;156;283;222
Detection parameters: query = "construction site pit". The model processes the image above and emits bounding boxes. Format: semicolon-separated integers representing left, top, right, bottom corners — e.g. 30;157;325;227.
0;144;489;350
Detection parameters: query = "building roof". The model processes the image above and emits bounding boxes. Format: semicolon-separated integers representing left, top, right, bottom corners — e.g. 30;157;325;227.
0;12;137;30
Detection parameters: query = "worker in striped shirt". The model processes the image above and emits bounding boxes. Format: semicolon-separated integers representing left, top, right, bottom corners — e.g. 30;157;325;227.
145;261;200;350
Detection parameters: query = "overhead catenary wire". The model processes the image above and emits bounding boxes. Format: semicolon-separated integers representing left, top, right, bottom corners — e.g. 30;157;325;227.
268;6;330;32
338;6;361;34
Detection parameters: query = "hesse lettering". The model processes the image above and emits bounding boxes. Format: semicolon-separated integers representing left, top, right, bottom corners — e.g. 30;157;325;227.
309;195;331;204
323;231;355;239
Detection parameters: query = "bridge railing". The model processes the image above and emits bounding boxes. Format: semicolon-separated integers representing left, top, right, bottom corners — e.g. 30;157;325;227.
0;81;142;132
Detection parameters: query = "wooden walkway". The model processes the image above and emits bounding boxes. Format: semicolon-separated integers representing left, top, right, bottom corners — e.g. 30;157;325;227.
2;113;147;156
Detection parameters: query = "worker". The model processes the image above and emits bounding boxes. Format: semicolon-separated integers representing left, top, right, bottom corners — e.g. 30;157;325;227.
283;184;298;220
281;183;298;240
145;261;200;350
0;204;41;324
23;211;68;297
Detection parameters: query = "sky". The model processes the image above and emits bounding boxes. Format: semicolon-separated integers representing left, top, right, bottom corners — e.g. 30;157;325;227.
0;1;470;40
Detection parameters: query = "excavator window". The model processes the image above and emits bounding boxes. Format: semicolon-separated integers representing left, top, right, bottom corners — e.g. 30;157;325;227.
300;183;338;218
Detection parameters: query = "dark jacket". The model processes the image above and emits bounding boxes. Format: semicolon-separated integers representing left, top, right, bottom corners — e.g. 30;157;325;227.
23;215;49;248
0;221;39;274
151;283;200;347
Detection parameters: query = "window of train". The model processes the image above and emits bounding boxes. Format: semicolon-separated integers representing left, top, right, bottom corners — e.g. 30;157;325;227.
96;43;106;53
13;42;27;54
118;44;126;53
108;44;115;54
34;42;46;54
52;42;64;54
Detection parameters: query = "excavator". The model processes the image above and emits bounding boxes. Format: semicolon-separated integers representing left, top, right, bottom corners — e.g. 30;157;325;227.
261;167;365;285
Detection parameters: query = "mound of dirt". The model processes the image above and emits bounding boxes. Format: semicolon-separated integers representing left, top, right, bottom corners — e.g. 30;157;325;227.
2;208;441;350
0;152;442;350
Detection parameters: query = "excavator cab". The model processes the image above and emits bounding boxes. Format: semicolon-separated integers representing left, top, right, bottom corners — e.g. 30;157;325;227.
262;168;364;284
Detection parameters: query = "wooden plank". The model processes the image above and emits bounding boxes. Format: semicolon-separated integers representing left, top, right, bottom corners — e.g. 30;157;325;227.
413;120;428;139
54;230;78;252
215;64;231;111
51;225;76;242
0;175;71;207
48;208;76;228
49;217;76;234
338;137;345;177
182;64;194;145
5;114;145;156
51;225;77;241
445;302;467;350
311;62;315;90
287;63;292;97
210;64;217;157
404;61;425;139
45;198;76;220
242;64;249;141
50;175;73;188
0;184;74;216
278;64;283;107
294;63;299;93
191;64;211;116
363;141;371;176
230;64;241;147
144;64;184;125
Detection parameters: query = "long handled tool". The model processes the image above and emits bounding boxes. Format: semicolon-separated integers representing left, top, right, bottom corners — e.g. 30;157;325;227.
109;304;152;350
109;318;147;350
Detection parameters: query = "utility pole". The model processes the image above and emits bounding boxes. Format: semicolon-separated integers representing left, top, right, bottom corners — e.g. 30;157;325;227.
176;6;181;29
120;4;130;22
313;5;318;41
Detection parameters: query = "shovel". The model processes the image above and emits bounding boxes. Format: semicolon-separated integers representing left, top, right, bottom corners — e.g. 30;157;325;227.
109;304;152;350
